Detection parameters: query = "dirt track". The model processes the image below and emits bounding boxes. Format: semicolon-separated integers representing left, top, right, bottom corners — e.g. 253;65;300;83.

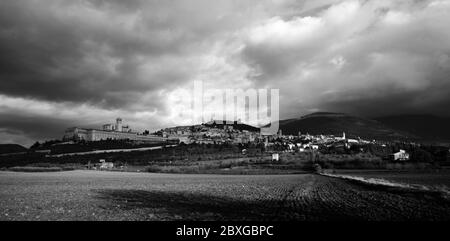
0;170;449;221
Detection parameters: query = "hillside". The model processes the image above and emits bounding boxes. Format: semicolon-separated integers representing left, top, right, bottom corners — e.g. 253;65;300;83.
376;114;450;141
276;112;414;141
204;120;260;132
0;144;28;155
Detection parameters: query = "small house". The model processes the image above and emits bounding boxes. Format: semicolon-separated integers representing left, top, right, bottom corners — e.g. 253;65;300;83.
99;159;114;169
389;149;410;161
100;162;114;169
272;153;279;161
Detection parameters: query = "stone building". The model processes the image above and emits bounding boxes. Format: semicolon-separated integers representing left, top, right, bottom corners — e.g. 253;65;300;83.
63;118;169;143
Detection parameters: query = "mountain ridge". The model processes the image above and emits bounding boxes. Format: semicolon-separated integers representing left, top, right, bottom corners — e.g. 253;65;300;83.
271;112;405;140
274;112;450;141
0;144;28;155
375;114;450;141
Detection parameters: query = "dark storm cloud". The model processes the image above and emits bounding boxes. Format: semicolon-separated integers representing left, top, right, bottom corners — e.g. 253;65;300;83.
1;0;450;146
0;0;199;107
241;0;450;117
0;0;263;109
0;0;260;146
0;113;76;144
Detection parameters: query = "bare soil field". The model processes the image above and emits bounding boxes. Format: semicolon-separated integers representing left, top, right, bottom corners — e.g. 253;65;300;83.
1;170;450;221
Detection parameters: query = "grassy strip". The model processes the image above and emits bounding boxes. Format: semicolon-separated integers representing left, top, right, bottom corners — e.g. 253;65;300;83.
321;172;450;200
7;166;76;172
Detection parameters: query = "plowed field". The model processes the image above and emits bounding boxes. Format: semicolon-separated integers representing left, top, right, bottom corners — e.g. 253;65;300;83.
1;170;449;220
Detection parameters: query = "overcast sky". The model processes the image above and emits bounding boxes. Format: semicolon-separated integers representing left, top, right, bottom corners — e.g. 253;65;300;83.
1;0;450;146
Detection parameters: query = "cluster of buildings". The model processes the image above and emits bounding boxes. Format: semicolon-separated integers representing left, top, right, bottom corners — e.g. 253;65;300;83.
159;120;262;145
269;132;411;161
62;118;412;161
63;118;263;145
267;131;369;151
63;118;170;143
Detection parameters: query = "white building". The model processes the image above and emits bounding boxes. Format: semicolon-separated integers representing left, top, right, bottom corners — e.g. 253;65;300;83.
63;118;170;143
272;153;279;161
98;160;114;169
389;149;410;161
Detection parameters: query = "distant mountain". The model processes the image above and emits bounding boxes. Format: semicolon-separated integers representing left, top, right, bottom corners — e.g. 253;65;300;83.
375;114;450;141
0;144;28;155
275;112;414;141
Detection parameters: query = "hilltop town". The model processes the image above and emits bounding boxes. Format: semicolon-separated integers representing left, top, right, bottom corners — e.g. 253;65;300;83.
0;114;449;174
59;117;383;156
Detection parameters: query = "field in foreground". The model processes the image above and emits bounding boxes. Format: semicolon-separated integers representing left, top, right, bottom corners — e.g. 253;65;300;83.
1;170;450;221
